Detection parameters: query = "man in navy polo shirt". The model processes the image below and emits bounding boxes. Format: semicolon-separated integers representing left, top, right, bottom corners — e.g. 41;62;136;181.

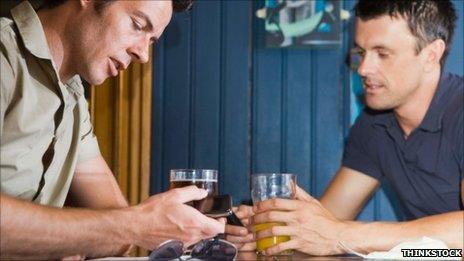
225;0;463;256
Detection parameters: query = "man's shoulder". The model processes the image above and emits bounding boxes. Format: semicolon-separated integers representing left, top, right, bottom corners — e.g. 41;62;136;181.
1;16;13;30
442;73;463;124
1;16;23;65
440;73;463;148
1;16;17;45
1;17;25;105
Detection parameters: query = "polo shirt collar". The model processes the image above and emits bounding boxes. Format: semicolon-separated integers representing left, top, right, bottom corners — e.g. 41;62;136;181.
10;1;52;60
372;109;395;129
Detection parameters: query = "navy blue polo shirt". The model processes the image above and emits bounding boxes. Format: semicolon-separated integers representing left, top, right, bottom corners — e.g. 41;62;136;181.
342;73;463;220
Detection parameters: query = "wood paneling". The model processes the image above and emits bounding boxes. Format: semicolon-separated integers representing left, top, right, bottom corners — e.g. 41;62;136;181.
90;49;152;256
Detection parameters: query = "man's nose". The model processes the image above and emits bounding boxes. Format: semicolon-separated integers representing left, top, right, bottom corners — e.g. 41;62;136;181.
357;54;375;77
128;38;150;64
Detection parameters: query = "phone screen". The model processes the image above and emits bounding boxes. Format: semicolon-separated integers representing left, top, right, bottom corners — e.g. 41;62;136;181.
195;195;232;218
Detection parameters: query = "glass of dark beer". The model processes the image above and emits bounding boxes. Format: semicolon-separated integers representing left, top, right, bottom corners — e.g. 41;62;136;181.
169;169;218;208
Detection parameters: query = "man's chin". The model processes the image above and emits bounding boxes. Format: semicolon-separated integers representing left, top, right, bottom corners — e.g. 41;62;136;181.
365;100;394;111
85;75;108;86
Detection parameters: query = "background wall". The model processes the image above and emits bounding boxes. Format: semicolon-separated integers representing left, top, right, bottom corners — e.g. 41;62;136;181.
151;0;463;221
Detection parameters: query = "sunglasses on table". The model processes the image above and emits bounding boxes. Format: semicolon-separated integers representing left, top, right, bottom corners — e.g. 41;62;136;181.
149;236;237;261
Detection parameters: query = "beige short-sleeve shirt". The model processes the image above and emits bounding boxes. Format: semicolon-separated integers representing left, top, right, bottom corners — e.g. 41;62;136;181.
0;1;101;207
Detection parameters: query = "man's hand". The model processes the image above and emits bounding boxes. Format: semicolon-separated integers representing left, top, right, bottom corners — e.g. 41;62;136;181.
128;185;225;250
252;190;347;256
225;205;256;251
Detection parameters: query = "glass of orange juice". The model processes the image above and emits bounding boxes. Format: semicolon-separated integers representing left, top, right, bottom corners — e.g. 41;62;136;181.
251;173;296;256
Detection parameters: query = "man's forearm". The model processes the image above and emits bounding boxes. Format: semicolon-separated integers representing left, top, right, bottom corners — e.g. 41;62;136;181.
340;211;464;253
0;195;132;260
68;156;129;209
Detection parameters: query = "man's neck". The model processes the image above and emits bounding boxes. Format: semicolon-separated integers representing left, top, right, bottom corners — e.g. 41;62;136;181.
37;6;74;83
394;69;441;138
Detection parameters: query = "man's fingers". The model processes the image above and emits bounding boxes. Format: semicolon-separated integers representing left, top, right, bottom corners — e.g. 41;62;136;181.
236;205;254;218
253;198;301;213
202;217;225;236
295;185;314;202
255;225;294;240
238;241;256;251
218;217;227;226
188;210;225;236
265;240;297;256
252;210;295;225
239;218;250;226
178;210;225;246
225;233;254;243
167;185;208;203
225;224;249;236
231;242;256;252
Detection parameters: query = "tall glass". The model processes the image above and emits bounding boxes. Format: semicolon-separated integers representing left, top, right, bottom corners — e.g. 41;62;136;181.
251;173;296;256
169;169;218;208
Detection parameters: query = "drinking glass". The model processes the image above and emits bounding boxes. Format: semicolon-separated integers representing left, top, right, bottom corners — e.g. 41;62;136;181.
169;169;218;208
251;173;296;256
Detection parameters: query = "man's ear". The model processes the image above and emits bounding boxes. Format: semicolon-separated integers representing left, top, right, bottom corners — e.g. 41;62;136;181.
423;39;446;72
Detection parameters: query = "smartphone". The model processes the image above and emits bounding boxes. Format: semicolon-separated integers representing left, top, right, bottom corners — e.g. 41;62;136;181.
195;195;245;227
226;211;245;227
196;195;232;218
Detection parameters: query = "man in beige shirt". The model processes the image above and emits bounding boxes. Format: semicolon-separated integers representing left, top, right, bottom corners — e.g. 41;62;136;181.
0;0;224;259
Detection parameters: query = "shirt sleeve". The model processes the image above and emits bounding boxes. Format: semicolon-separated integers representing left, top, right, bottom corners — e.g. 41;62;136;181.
77;96;101;163
342;112;383;180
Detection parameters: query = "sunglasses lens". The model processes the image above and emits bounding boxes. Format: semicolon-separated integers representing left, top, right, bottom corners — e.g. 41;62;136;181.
191;239;237;260
149;240;184;261
191;239;209;255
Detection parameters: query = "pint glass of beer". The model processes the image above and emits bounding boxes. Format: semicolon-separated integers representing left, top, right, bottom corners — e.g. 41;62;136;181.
251;173;296;256
169;169;218;208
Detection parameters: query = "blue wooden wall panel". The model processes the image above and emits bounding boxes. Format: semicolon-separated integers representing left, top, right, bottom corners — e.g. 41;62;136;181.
220;0;252;204
252;49;284;173
160;12;192;187
378;182;406;221
377;187;398;221
151;35;165;194
312;50;346;197
356;198;376;221
252;13;284;174
252;1;282;174
445;0;464;76
191;1;221;169
285;50;313;190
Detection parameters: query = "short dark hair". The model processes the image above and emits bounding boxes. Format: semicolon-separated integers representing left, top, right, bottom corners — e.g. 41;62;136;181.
41;0;193;13
173;0;193;12
354;0;457;67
